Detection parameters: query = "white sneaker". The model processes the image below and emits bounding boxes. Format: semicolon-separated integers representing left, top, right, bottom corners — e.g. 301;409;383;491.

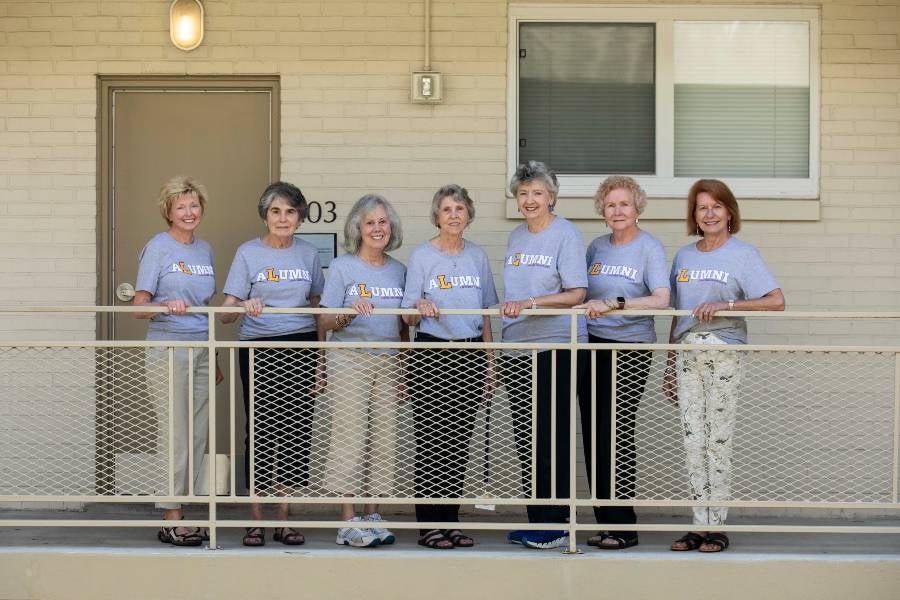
364;512;395;545
336;517;380;548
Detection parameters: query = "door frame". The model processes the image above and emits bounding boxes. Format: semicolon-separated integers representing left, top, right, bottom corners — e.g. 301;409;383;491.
96;75;281;340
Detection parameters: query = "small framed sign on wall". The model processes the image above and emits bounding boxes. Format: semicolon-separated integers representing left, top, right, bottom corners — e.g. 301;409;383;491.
295;232;338;268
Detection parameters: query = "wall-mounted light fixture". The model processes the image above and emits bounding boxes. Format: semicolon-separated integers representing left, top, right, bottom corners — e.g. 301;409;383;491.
169;0;204;51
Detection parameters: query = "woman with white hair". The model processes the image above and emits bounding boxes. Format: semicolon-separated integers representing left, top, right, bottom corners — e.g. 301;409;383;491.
402;184;498;549
501;161;588;550
320;193;407;548
574;175;669;550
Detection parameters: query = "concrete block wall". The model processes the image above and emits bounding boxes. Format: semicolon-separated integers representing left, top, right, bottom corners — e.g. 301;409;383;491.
0;1;897;512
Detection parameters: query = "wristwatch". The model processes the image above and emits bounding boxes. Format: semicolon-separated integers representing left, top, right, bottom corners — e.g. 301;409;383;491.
616;296;626;310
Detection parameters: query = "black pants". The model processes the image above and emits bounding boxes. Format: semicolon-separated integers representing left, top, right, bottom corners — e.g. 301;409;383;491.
411;332;485;529
238;331;318;493
576;335;652;529
507;350;573;524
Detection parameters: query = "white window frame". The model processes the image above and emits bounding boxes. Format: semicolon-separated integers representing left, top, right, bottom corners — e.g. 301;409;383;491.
507;4;821;220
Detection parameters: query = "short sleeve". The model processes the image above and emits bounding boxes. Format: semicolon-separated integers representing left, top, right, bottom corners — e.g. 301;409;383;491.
645;238;670;292
320;260;346;308
480;251;499;307
739;246;780;300
557;225;588;289
309;251;325;297
222;248;251;300
135;241;161;296
400;249;425;308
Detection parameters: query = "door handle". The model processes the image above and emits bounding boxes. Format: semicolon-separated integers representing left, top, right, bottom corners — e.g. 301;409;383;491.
116;282;135;302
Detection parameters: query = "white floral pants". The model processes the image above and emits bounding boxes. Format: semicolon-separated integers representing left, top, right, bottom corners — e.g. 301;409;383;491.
677;332;742;526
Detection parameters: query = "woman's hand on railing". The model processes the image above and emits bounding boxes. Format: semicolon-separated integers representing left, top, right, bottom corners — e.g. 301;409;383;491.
692;301;728;323
575;299;615;320
500;299;530;318
415;299;440;320
164;298;189;315
350;299;375;317
242;298;264;317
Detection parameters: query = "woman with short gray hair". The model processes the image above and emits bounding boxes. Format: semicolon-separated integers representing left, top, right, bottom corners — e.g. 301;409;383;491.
320;193;407;548
401;184;498;549
221;180;324;547
501;161;588;550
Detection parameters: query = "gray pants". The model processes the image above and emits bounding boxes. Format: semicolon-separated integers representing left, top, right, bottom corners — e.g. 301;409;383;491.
677;332;742;526
146;347;210;510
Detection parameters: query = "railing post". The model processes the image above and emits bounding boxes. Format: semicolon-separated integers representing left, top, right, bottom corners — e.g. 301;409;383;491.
207;309;218;549
566;310;580;553
610;348;617;506
893;352;899;504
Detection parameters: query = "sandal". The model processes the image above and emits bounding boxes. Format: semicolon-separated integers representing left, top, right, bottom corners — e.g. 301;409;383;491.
242;527;266;547
670;532;705;551
699;532;729;553
273;527;305;546
443;529;475;548
593;532;638;550
417;529;454;550
157;526;203;547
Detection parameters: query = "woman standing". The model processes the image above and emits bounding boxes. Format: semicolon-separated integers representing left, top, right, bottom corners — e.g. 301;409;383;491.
402;184;498;550
501;161;588;550
666;179;784;553
221;181;324;547
574;176;669;550
320;194;407;548
135;176;216;547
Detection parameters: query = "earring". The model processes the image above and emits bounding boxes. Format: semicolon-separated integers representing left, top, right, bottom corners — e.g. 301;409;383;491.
728;220;732;233
635;217;639;225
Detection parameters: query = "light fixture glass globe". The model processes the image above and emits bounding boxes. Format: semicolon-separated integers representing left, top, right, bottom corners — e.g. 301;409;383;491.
169;0;204;51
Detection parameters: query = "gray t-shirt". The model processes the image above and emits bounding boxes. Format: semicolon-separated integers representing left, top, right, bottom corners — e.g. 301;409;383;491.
321;254;406;346
401;240;498;340
222;238;325;340
671;237;779;344
136;232;216;341
502;216;588;344
585;230;669;342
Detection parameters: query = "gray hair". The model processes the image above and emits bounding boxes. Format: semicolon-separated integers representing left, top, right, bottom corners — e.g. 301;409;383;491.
430;184;475;228
508;160;559;196
343;193;403;254
257;181;307;220
594;175;648;215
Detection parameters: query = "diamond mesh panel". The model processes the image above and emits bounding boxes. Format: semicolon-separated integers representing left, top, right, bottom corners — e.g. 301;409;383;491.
259;347;533;499
0;346;172;497
577;348;897;503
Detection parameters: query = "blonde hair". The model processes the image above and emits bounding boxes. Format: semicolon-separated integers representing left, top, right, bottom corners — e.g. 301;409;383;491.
158;175;208;225
593;175;647;216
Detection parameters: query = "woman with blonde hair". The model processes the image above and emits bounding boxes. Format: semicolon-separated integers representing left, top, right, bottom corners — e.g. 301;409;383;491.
575;175;669;550
134;175;215;546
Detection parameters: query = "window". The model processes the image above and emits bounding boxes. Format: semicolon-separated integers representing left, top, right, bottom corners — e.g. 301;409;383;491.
507;5;820;209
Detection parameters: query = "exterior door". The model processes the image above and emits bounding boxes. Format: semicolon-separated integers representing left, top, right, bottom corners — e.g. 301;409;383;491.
97;76;279;492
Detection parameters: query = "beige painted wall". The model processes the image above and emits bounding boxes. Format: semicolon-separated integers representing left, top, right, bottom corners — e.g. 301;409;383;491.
0;0;896;343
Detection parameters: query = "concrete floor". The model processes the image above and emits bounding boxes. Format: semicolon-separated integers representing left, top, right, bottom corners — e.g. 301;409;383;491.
2;506;900;600
2;504;899;557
